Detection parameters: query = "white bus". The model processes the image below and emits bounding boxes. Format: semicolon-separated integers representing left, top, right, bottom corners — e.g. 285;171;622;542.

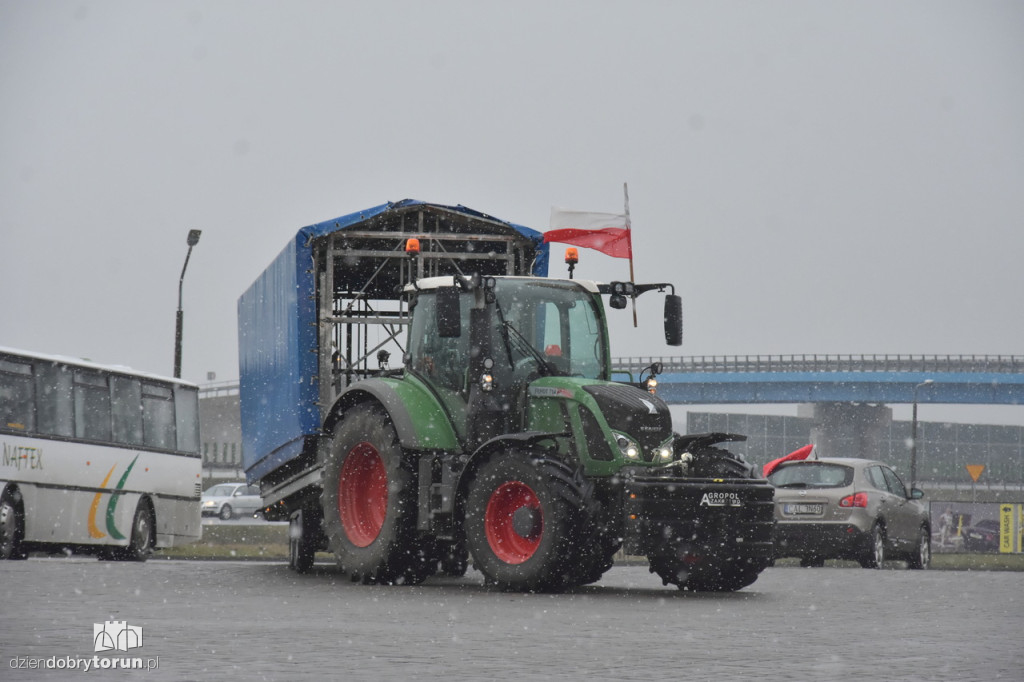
0;347;202;561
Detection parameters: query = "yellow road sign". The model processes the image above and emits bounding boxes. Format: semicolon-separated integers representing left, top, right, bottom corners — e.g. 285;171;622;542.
966;464;985;482
999;504;1014;554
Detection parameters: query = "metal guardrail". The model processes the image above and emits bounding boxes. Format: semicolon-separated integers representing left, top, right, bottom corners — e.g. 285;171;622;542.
612;355;1024;375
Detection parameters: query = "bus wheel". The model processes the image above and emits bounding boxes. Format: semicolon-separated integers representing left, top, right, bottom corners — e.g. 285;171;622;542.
321;403;434;585
0;488;28;560
116;502;155;562
463;450;587;592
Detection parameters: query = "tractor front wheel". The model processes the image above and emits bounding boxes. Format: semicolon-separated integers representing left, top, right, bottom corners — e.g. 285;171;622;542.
464;450;588;592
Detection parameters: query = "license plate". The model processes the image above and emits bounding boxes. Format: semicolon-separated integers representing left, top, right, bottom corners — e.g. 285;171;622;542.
783;503;823;516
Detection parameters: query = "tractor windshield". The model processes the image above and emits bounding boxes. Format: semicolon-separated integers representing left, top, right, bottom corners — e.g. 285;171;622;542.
492;280;608;380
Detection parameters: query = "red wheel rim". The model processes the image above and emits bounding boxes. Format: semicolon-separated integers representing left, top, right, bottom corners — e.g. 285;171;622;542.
338;443;387;547
484;481;542;564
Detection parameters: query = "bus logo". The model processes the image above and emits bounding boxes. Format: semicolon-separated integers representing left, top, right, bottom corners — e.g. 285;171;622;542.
87;455;139;540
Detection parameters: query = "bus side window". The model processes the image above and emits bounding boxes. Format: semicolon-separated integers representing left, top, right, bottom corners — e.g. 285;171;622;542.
74;371;112;442
174;385;200;454
111;376;144;446
0;358;35;432
142;383;175;450
35;362;73;437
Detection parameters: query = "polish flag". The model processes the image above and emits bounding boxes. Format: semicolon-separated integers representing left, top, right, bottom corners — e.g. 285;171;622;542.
545;208;632;259
762;444;815;478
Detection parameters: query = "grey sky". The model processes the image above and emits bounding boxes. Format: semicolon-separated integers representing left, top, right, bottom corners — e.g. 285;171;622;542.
2;1;1022;422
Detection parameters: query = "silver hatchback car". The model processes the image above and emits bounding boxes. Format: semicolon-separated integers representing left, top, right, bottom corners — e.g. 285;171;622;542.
768;457;930;569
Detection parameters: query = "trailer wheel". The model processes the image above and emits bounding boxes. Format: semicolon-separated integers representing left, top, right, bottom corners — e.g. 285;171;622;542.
464;450;588;592
0;488;28;560
435;540;469;577
288;508;320;573
322;403;434;585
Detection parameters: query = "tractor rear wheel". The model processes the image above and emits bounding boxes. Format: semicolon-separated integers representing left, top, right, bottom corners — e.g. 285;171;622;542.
464;450;590;592
322;403;434;585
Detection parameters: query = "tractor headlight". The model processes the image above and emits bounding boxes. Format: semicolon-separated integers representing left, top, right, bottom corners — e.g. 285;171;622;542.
615;434;641;460
480;373;494;392
654;445;674;463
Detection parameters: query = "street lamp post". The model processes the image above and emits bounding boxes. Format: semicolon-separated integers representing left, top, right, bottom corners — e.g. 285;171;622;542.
173;230;202;379
910;379;934;490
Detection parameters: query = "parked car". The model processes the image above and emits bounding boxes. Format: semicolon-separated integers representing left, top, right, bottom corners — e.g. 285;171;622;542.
201;482;263;520
962;519;1001;552
767;457;930;569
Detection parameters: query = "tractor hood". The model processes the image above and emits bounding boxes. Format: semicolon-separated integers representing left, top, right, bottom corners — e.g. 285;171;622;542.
582;383;674;456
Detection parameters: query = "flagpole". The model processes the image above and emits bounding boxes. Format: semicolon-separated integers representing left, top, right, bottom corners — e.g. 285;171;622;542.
624;182;637;327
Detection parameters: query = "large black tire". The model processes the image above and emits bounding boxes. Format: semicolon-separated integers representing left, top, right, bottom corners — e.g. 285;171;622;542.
288;508;320;573
571;493;620;587
907;525;931;570
463;450;593;592
0;488;28;560
859;524;886;569
686;445;755;479
321;403;434;585
648;552;765;592
110;501;155;562
648;441;768;591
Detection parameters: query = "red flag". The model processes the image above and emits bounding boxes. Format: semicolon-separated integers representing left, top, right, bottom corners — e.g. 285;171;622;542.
762;444;815;478
543;227;632;259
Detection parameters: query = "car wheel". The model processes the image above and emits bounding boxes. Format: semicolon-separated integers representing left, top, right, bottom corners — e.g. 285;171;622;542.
907;526;931;570
219;504;233;521
859;524;885;569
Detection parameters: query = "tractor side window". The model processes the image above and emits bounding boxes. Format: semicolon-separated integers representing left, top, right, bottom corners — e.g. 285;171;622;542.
408;292;470;393
566;300;602;379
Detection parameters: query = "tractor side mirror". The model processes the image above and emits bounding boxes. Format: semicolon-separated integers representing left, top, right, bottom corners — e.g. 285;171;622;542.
437;287;462;338
664;294;683;346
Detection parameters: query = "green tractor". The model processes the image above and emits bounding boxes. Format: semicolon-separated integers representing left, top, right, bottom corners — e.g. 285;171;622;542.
313;273;772;591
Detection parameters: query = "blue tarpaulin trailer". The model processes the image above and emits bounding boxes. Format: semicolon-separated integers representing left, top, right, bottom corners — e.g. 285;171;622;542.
237;200;548;487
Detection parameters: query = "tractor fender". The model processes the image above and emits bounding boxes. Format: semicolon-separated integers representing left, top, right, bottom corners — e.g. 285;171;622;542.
452;431;567;519
323;378;459;452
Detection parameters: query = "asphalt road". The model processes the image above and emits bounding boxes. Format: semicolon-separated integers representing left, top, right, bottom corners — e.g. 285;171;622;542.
2;558;1019;681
